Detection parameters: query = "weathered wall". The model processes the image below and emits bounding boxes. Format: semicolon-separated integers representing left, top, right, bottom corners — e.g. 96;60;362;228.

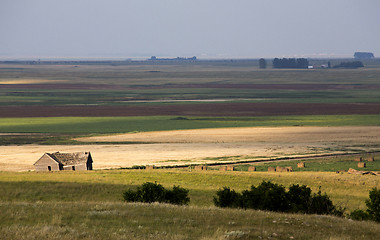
34;154;60;172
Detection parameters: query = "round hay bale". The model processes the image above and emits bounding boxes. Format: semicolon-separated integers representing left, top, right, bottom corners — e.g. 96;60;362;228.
367;156;375;162
358;162;366;168
219;166;227;171
248;166;256;172
297;162;305;168
276;166;287;172
268;167;276;172
194;165;203;171
226;165;235;171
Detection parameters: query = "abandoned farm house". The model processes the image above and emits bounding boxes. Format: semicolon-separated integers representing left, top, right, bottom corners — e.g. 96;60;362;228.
34;152;93;172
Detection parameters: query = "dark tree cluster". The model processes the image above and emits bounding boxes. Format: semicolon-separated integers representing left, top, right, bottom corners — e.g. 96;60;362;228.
272;58;309;69
259;58;267;69
354;52;374;59
333;61;364;69
350;188;380;222
123;182;190;205
213;181;343;216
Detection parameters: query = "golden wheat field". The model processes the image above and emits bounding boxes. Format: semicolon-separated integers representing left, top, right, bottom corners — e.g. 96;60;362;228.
1;126;380;171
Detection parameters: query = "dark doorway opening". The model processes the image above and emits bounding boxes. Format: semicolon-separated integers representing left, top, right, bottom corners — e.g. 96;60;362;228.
72;166;76;171
48;166;51;171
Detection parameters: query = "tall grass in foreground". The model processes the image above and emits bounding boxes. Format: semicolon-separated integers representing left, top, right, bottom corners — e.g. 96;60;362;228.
1;170;380;239
0;202;379;240
1;170;379;211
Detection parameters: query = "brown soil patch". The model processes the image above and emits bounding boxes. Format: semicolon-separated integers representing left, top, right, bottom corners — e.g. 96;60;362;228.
1;102;380;117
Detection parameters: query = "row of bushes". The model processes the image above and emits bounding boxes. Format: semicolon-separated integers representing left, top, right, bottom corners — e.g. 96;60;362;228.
123;181;380;222
213;181;343;216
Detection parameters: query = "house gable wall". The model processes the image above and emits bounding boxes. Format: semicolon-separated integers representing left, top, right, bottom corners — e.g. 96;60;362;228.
34;154;60;172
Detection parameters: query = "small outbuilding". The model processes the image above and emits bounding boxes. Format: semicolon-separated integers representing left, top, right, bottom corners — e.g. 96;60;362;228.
34;152;93;172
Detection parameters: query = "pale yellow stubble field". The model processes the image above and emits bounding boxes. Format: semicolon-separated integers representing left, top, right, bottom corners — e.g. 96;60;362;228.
1;126;380;171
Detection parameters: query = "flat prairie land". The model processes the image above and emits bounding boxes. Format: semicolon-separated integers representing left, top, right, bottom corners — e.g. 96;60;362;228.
76;126;380;144
2;126;380;171
2;63;380;239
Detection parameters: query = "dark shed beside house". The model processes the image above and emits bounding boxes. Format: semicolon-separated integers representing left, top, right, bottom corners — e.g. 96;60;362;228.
34;152;93;172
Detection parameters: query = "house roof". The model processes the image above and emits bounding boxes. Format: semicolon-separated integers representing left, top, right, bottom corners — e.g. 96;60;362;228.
46;152;92;166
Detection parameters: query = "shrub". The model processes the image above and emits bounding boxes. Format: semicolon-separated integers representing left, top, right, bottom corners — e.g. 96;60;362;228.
123;189;140;202
309;189;338;215
213;187;242;208
165;185;190;205
287;184;312;213
123;182;190;205
349;210;371;221
254;181;289;212
213;181;342;216
366;188;380;222
139;182;166;203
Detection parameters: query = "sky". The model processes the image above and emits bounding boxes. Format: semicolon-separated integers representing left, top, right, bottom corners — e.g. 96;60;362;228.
1;0;379;59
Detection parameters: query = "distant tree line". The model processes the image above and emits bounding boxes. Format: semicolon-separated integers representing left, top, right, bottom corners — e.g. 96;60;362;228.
333;61;364;69
259;58;267;69
272;58;309;69
354;52;374;59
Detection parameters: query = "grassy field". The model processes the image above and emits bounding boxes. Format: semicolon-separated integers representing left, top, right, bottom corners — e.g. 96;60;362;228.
2;62;380;238
2;202;380;239
0;114;380;146
1;63;380;106
1;169;379;211
1;115;380;134
225;153;380;172
1;169;380;239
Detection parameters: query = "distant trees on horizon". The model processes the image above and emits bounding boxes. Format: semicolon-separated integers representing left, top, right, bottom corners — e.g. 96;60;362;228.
333;61;364;69
272;58;309;69
259;58;267;69
354;52;374;59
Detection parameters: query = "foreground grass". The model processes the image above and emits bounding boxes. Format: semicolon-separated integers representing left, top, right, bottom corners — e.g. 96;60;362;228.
1;170;380;239
1;201;379;240
1;170;379;211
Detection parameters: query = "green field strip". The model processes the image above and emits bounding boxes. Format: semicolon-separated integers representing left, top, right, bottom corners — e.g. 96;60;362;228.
0;115;380;134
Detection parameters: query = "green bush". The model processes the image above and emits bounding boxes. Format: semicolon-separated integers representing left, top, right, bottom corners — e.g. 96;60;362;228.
213;187;241;208
164;185;190;205
309;189;341;216
366;188;380;222
349;210;371;221
241;181;289;212
287;184;312;213
123;182;190;205
214;181;341;216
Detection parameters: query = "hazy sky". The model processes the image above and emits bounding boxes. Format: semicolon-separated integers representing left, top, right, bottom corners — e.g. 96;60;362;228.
1;0;379;59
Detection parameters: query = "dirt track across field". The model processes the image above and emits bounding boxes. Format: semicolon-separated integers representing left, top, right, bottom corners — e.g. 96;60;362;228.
1;102;380;117
2;126;380;171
